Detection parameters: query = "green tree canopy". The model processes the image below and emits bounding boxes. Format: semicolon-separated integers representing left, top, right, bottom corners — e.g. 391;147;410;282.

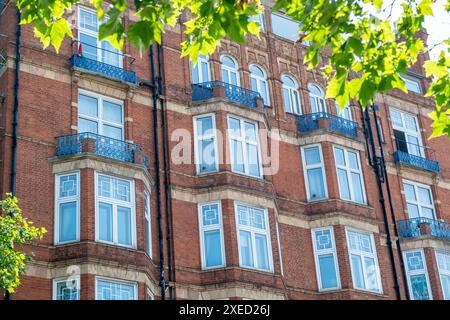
14;0;450;138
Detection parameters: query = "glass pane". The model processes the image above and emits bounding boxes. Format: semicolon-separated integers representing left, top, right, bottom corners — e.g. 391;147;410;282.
231;140;245;173
197;116;213;136
270;13;300;42
78;118;98;134
78;94;98;117
79;9;98;31
318;254;338;289
334;148;345;166
244;122;257;141
202;204;219;226
59;202;77;242
201;61;209;82
404;183;417;201
204;230;222;267
56;281;79;300
309;96;318;113
192;63;199;84
337;169;351;200
250;77;258;92
250;208;265;229
250;65;264;77
59;174;78;198
117;206;132;246
405;114;418;132
237;205;250;226
221;69;229;84
198;138;216;173
406;251;424;271
351;254;365;289
418;187;432;205
407;204;420;219
281;75;296;88
421;207;434;219
97;280;135;300
221;56;236;68
315;229;333;250
255;234;270;270
228;117;241;137
304;147;321;165
293;91;300;114
348;152;359;169
79;33;98;61
283;88;292;113
407;135;421;156
239;230;253;268
351;172;364;203
364;257;380;291
410;275;431;300
390;109;403;128
307;168;326;200
230;72;238;85
103;101;122;124
247;143;260;177
101;41;120;67
98;175;111;198
99;202;113;242
102;125;122;140
441;275;450;300
260;81;269;104
114;179;131;202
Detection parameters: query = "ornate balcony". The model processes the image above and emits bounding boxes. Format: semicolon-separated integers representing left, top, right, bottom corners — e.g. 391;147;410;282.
70;41;137;84
399;217;450;241
297;112;359;137
393;139;440;173
56;132;148;168
192;81;262;109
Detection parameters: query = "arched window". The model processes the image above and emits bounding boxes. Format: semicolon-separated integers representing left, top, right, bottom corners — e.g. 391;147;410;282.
191;54;210;84
281;75;301;114
308;84;326;113
221;55;240;86
335;103;352;120
250;65;270;105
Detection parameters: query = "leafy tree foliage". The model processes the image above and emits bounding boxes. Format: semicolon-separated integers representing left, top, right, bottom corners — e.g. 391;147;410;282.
0;193;46;295
14;0;450;138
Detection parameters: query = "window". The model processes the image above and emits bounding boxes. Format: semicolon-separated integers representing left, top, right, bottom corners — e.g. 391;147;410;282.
198;202;226;269
192;54;210;84
96;173;136;248
376;118;385;143
404;250;432;300
403;180;435;219
221;55;239;86
194;114;218;174
436;251;450;300
346;228;382;293
147;289;155;300
270;13;300;42
400;74;422;94
308;84;326;113
390;108;423;158
312;227;341;291
249;12;266;32
228;116;262;178
335;103;352;120
96;278;137;300
55;172;80;244
301;145;327;201
53;277;80;300
250;65;270;105
144;190;152;257
282;75;301;114
333;146;366;204
235;203;273;272
78;7;121;67
78;90;124;140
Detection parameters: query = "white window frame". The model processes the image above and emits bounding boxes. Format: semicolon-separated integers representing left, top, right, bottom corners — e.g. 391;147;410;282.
333;146;367;204
249;12;266;32
77;89;124;140
389;108;424;157
144;189;152;258
55;172;80;245
94;172;136;248
227;116;263;178
53;276;80;300
249;64;270;106
301;144;328;202
193;113;219;175
95;276;138;300
403;249;433;300
191;54;211;84
146;288;155;300
282;75;301;115
220;55;240;86
335;103;352;120
311;227;341;291
435;250;450;300
308;83;327;113
402;179;436;220
345;227;383;294
198;201;226;269
234;202;274;273
400;74;422;94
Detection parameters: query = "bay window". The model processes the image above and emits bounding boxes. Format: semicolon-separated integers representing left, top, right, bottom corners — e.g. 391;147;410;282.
312;227;341;291
96;277;137;300
404;250;432;300
194;114;218;174
55;172;80;244
53;277;80;300
436;251;450;300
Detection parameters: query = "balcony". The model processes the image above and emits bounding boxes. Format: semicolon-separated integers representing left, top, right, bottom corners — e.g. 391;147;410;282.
393;139;440;173
192;81;262;109
70;41;137;85
56;132;148;168
399;217;450;241
297;112;359;137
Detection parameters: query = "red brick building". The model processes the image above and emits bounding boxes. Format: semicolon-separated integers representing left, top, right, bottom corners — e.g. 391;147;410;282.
0;1;449;300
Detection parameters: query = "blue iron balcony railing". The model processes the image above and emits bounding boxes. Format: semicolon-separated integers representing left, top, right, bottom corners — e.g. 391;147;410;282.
192;81;261;109
393;138;440;173
70;41;137;84
297;112;359;137
56;132;148;168
399;217;450;240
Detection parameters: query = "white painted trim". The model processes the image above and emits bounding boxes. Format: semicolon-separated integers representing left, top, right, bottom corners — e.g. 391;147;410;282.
193;113;219;175
301;144;328;202
281;74;301;115
249;64;270;106
144;189;152;258
308;83;327;113
220;54;240;86
191;54;211;84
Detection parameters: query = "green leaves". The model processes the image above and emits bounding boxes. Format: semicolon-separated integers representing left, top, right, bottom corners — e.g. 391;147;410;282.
0;194;46;295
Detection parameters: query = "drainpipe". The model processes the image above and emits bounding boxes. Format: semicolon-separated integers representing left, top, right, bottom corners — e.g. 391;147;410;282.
155;41;174;299
140;43;166;300
360;103;401;299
